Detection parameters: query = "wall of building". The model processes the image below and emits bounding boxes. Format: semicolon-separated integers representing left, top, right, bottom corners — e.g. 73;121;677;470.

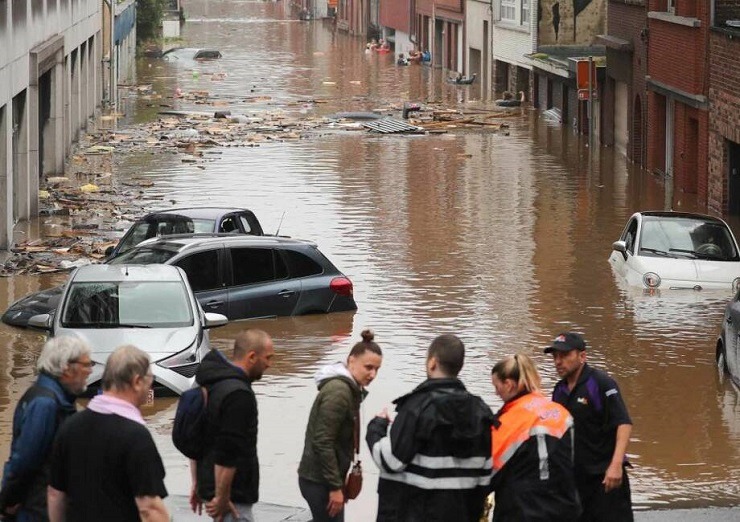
708;27;740;215
539;0;606;45
0;0;102;250
465;0;491;91
380;0;412;33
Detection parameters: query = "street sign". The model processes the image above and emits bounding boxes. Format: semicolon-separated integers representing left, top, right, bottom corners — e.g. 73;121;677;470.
576;60;598;91
578;89;598;101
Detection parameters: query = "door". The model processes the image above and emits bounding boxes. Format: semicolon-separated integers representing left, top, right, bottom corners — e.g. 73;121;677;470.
724;293;740;379
614;81;628;156
226;247;301;319
728;141;740;215
173;249;228;317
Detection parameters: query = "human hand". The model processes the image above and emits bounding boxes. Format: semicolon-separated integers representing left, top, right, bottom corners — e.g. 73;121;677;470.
326;488;344;517
189;486;202;515
602;462;624;492
376;407;391;421
205;496;238;521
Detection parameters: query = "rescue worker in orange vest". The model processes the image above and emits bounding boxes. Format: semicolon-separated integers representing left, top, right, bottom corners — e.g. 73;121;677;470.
489;354;581;521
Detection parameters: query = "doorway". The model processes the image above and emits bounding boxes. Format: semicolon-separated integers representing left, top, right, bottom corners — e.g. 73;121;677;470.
728;140;740;215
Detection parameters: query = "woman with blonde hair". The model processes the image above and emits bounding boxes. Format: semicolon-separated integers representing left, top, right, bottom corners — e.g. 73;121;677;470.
298;330;383;522
489;353;580;521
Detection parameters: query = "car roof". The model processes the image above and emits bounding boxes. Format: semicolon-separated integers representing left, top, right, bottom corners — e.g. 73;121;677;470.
638;211;727;224
136;234;318;251
142;207;252;220
71;264;184;283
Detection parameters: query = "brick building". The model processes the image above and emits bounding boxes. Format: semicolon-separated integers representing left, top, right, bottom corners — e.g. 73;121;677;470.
598;1;648;165
379;0;415;54
708;1;740;215
646;1;710;209
416;0;464;71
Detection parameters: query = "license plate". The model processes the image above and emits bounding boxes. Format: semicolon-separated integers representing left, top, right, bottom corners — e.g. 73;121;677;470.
145;388;155;406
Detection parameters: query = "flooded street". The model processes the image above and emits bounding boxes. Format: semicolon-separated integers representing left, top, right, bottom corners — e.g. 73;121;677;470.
1;0;740;516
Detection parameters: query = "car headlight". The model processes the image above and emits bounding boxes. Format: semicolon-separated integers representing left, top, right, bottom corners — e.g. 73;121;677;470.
733;278;740;293
643;272;661;288
158;342;199;369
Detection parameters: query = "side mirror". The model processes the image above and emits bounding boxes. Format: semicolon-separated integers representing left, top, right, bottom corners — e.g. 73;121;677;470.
104;246;115;257
203;312;228;329
28;314;52;330
612;240;628;260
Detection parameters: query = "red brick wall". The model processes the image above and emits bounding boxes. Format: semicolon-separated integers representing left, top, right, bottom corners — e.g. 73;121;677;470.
647;91;666;172
380;0;411;33
673;104;708;202
647;20;709;95
416;0;463;21
708;29;740;215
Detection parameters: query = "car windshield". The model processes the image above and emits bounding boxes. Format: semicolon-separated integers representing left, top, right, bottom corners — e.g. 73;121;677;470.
117;218;215;254
108;247;179;265
61;281;193;328
638;216;739;261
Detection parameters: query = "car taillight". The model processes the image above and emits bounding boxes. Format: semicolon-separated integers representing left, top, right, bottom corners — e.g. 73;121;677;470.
330;277;353;297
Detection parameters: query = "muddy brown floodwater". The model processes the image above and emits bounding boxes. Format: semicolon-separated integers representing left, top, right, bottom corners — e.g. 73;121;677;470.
1;0;739;517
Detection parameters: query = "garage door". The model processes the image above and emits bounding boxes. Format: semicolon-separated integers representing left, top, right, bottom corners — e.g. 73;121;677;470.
614;81;628;156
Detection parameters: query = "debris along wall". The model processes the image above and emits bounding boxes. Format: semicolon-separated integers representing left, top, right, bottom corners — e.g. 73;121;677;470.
0;0;102;250
538;0;606;46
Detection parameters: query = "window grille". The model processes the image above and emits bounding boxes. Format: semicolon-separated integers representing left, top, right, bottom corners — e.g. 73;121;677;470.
501;0;516;22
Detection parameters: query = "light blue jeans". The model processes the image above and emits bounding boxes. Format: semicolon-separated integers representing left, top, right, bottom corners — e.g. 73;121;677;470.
217;503;254;522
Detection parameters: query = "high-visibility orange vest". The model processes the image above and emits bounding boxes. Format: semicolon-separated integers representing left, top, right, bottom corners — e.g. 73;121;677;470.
491;391;573;475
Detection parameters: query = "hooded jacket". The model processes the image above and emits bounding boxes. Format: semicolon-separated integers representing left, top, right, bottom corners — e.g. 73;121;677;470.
298;362;364;489
366;378;495;522
194;350;256;504
0;373;77;519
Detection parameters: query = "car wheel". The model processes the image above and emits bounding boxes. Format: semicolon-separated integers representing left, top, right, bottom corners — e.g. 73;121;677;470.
716;344;729;382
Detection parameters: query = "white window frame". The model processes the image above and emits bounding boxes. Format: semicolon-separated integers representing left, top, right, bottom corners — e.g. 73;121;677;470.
521;0;530;24
667;0;676;14
501;0;516;22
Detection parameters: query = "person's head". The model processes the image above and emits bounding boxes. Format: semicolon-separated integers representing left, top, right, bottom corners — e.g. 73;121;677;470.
347;329;383;387
426;334;464;378
399;53;404;58
37;336;93;395
233;329;274;381
101;345;153;407
491;354;541;402
544;332;587;382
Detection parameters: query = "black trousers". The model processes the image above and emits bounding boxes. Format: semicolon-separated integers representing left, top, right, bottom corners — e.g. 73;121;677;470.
577;468;633;522
298;477;345;522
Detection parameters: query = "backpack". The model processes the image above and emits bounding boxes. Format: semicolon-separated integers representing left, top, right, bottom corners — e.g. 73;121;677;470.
172;378;249;460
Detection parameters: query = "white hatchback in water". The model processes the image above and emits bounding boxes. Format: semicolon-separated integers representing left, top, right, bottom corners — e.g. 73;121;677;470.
27;264;227;395
609;212;740;292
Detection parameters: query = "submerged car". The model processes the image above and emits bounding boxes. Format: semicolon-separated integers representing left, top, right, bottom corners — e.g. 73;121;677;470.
4;235;356;327
609;212;740;292
27;264;227;396
106;207;264;259
717;291;740;388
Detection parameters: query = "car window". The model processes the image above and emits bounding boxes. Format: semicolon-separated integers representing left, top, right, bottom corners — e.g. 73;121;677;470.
219;216;239;234
283;250;323;278
175;250;221;292
230;248;287;286
192;219;215;233
109;247;179;265
118;222;153;254
639;217;739;260
623;219;638;254
157;219;195;235
238;215;254;234
61;281;192;328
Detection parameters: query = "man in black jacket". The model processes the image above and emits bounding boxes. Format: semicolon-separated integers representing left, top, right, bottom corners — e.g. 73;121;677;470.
192;329;274;522
366;334;495;521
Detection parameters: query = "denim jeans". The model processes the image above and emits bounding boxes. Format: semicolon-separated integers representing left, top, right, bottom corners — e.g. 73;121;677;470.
299;477;344;522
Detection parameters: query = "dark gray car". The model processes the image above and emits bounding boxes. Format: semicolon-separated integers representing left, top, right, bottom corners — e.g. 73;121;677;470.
108;235;357;319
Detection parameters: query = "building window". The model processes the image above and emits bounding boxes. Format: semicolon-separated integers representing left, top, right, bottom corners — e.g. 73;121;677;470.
666;0;676;14
522;0;530;24
501;0;516;22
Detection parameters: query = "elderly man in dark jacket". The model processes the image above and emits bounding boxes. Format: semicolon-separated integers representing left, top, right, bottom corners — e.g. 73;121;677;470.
366;334;495;522
0;337;92;520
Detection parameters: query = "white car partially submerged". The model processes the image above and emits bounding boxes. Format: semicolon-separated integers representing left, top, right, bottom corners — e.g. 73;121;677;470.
609;211;740;292
27;264;227;395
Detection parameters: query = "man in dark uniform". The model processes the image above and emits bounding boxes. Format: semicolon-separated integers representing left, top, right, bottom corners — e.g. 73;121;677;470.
546;332;633;522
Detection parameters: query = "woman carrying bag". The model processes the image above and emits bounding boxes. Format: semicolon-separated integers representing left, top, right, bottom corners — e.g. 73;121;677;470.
298;330;383;521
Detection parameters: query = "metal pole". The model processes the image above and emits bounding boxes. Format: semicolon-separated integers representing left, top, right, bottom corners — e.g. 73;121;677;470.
587;55;593;153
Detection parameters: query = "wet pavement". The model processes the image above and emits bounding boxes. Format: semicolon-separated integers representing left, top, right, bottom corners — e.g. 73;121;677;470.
1;0;740;518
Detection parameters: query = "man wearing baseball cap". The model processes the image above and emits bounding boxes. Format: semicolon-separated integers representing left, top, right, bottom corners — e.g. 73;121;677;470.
545;332;633;522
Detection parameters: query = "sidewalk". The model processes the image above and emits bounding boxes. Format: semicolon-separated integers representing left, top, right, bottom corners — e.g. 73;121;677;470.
167;495;738;521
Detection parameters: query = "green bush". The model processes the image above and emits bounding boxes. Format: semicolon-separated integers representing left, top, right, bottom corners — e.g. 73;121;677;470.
137;0;166;42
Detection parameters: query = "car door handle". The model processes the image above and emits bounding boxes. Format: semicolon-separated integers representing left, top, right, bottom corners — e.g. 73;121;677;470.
205;300;223;308
278;290;296;298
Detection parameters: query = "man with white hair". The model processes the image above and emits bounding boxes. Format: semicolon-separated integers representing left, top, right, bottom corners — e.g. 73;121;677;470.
0;336;93;520
48;344;169;522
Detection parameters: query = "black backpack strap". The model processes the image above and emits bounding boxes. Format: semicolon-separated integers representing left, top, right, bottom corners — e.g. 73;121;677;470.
205;378;250;421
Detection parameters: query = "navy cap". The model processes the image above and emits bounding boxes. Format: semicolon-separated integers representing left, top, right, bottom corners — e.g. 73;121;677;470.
544;332;586;354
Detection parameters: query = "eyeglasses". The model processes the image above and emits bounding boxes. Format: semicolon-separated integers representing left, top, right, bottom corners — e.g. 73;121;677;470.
70;360;95;368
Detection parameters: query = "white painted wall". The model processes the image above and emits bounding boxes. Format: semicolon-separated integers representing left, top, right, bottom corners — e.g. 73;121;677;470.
466;0;492;91
0;0;102;249
492;0;537;69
